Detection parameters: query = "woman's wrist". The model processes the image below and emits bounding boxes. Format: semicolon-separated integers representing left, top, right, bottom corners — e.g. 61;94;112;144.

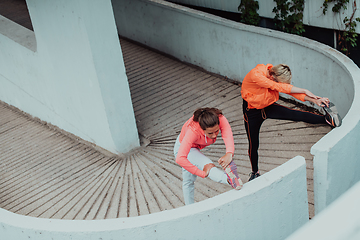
225;152;233;157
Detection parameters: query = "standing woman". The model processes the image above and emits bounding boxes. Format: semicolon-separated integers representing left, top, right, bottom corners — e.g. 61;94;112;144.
241;63;342;181
174;107;242;205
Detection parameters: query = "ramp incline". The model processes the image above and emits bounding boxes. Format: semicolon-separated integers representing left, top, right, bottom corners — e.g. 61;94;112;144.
0;37;330;219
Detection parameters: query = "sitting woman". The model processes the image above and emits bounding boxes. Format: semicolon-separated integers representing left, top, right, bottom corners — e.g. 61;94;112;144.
174;107;242;205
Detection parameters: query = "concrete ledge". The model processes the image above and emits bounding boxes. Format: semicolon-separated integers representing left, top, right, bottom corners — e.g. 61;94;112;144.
309;45;360;213
2;0;360;238
0;15;36;52
166;0;360;33
0;156;308;240
113;0;354;117
286;181;360;240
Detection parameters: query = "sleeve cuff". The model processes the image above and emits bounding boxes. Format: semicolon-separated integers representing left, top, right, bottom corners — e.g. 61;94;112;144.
195;169;206;178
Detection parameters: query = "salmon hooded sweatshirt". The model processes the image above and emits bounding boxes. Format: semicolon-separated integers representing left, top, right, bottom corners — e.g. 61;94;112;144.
241;64;306;109
176;115;234;178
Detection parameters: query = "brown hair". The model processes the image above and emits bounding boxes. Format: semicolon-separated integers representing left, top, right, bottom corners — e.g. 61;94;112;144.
193;108;223;130
269;64;292;84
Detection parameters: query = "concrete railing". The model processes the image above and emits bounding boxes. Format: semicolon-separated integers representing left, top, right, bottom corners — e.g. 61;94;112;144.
166;0;360;33
286;181;360;240
112;0;360;214
0;157;308;240
1;0;359;238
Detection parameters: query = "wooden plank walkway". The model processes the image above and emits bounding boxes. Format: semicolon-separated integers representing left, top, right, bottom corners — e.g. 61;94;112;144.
0;2;331;219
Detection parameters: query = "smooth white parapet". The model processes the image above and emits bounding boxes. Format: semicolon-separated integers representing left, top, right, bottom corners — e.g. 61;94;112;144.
1;0;360;238
286;181;360;240
0;156;308;240
166;0;360;33
113;0;353;117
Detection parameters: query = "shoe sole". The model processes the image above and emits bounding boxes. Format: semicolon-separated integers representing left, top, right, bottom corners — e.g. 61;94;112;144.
324;102;342;127
225;166;243;190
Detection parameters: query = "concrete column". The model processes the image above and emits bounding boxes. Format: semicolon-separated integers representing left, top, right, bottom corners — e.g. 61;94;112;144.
22;0;139;153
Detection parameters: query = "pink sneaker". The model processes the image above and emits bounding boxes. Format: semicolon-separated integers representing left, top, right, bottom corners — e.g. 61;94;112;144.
225;161;243;190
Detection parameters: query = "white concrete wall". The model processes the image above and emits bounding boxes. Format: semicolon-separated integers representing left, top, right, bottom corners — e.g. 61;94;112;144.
0;156;309;240
311;95;360;213
286;181;360;240
112;0;360;215
113;0;353;117
167;0;360;33
1;0;360;238
0;0;139;154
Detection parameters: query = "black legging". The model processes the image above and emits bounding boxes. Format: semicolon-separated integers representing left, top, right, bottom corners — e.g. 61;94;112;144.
242;99;326;173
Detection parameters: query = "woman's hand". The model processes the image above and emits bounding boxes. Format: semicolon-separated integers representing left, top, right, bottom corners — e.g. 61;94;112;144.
313;97;330;107
304;96;330;107
218;152;233;169
203;163;216;177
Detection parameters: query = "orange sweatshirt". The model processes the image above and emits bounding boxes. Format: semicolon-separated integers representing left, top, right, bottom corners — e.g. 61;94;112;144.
176;115;234;178
241;64;306;109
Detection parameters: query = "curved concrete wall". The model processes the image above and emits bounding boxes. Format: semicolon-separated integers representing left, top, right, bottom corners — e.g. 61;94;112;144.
0;0;139;154
1;0;360;238
112;0;360;213
167;0;360;33
113;0;353;117
286;181;360;240
0;157;308;240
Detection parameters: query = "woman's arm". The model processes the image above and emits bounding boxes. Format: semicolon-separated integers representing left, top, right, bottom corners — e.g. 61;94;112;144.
291;86;330;107
218;116;235;169
218;115;235;154
176;132;207;178
290;86;320;99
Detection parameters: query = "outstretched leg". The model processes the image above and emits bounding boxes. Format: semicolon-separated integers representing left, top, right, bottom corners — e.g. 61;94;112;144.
264;103;326;124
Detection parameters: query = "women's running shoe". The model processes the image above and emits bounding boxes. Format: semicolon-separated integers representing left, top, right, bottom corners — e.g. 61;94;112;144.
323;102;342;128
248;171;260;181
225;161;243;190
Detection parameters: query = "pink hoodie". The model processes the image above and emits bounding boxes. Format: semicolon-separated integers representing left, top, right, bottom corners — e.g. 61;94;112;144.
176;115;234;178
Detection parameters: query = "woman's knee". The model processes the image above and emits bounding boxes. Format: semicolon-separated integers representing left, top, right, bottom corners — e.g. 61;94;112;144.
187;148;212;169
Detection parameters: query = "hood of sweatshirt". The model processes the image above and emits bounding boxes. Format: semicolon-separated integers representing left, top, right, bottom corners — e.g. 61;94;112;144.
180;117;216;146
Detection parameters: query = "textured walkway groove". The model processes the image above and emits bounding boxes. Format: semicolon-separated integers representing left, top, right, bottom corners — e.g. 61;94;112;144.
0;3;331;219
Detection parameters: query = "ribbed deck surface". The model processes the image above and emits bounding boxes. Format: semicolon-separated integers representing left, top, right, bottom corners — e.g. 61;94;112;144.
0;2;331;219
0;38;331;219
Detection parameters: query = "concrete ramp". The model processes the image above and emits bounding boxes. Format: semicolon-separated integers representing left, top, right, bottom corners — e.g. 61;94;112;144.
0;38;330;219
